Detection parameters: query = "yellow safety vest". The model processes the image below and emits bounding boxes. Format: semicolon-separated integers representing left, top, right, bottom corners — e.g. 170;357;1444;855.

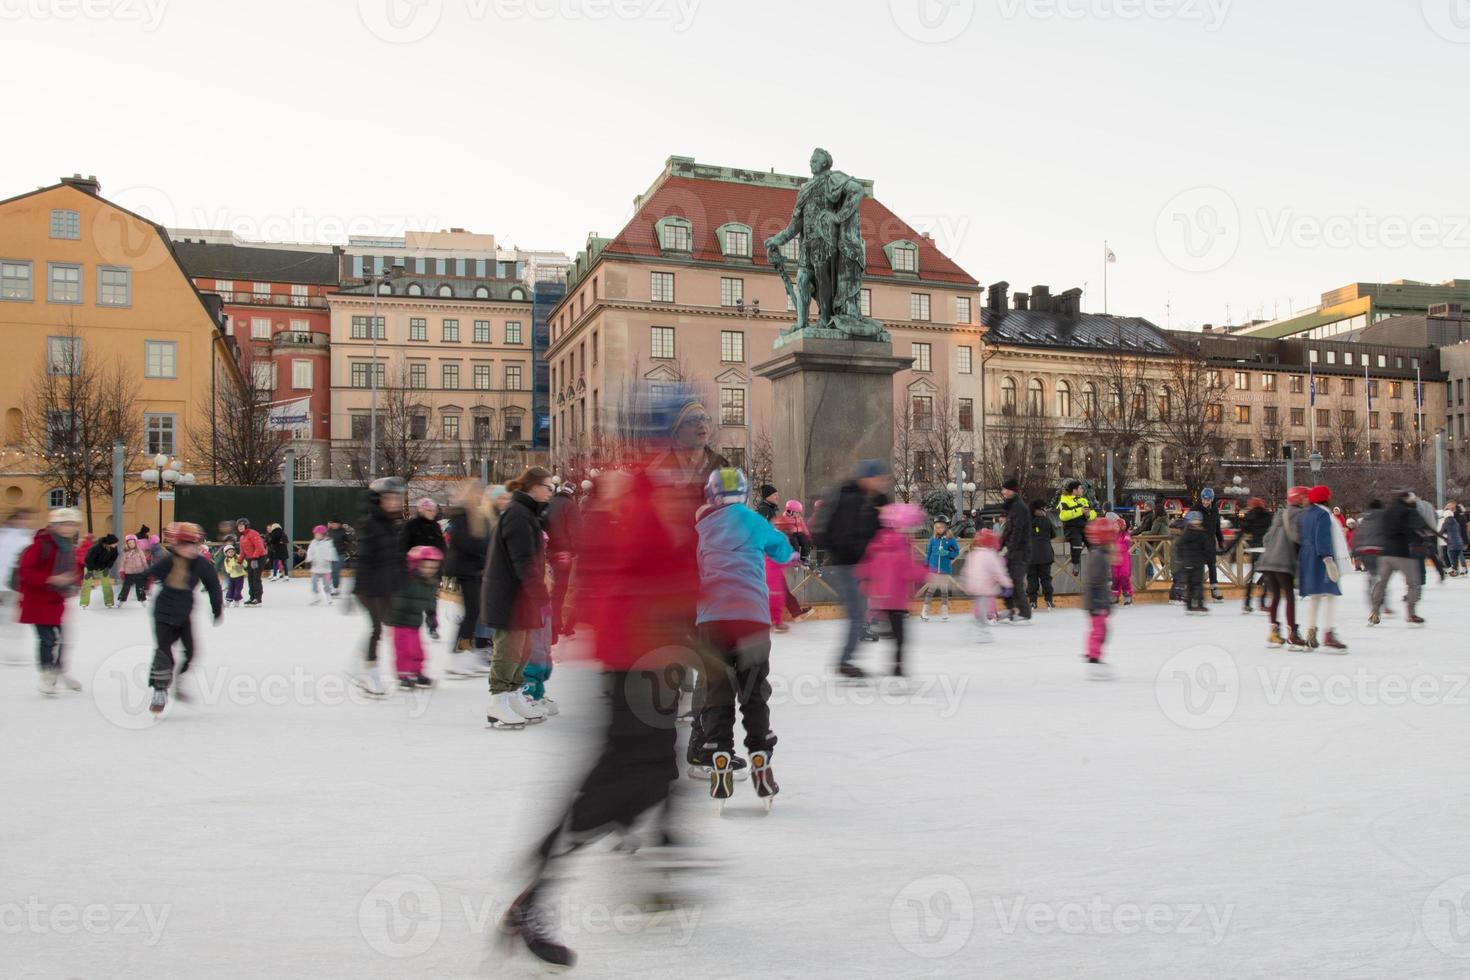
1059;494;1095;524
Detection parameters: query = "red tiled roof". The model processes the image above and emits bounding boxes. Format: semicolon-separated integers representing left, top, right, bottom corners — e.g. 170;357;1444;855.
602;175;978;286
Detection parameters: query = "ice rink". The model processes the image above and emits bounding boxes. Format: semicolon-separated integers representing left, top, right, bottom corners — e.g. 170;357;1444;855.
5;569;1470;978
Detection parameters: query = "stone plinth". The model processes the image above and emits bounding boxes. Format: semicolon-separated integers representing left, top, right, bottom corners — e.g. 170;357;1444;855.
752;337;911;509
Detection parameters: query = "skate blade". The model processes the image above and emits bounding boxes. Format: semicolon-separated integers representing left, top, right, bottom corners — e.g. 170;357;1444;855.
486;720;527;730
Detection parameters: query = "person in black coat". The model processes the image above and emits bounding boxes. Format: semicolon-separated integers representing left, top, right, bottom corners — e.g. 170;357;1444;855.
1025;500;1057;609
755;484;780;522
1175;512;1213;612
80;533;118;609
443;488;489;654
266;523;290;579
543;484;583;642
326;519;352;594
1372;490;1430;623
998;478;1032;622
483;467;554;723
353;478;406;687
145;524;222;711
1190;488;1226;599
817;460;890;676
402;497;447;638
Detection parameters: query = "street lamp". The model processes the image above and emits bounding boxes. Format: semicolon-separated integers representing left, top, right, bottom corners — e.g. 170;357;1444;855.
1224;473;1250;501
1308;450;1324;479
946;471;977;516
140;453;195;535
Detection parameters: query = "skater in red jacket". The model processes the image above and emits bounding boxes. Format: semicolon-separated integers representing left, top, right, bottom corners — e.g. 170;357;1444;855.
235;518;267;605
17;508;83;695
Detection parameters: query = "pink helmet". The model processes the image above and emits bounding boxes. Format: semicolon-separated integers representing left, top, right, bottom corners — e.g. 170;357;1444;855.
880;502;926;530
785;499;803;514
312;524;327;536
407;545;442;572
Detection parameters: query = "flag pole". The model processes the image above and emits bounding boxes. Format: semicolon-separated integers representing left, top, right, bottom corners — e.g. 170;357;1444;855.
1102;241;1108;314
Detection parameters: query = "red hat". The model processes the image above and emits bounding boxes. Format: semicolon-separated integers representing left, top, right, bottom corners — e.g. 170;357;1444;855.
1308;485;1331;505
1286;486;1311;505
1085;517;1119;546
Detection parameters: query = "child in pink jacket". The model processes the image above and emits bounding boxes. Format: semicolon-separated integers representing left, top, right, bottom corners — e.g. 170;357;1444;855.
1110;517;1134;605
857;503;929;677
961;529;1012;644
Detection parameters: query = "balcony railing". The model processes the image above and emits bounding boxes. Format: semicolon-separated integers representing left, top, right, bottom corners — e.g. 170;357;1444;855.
271;330;330;348
214;291;328;309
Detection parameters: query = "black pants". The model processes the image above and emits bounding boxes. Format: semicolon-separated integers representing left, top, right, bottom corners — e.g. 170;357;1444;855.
1182;565;1205;610
694;621;775;755
1004;554;1032;619
1064;527;1085;569
1263;570;1296;627
35;625;63;671
360;594;390;663
455;576;482;646
247;560;263;602
119;573;149;603
1026;561;1054;604
885;610;908;674
1207;553;1220;586
151;619;195;690
550;553;574;641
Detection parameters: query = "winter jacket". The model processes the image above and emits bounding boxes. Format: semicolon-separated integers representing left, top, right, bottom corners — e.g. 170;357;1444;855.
1238;506;1272;551
1191;499;1224;552
327;525;353;561
925;535;959;574
1082;547;1113;613
480;491;549;631
117;543;151;576
17;528;79;625
1441;515;1464;550
755;498;780;522
353;495;405;599
146;553;223;626
223;554;246;579
401;515;447;554
0;525;32;589
267;525;288;560
1382;498;1429;559
386;574;439;628
1351;511;1386;556
773;512;813;559
1256;505;1304;574
960;547;1011;597
1112;527;1133;577
442;509;488;579
1174;527;1212;569
1027;513;1057;564
84;538;118;573
304;537;338;573
1057;492;1096;529
819;480;882;566
543;493;582;556
1296;505;1345;597
238;527;267;561
1416;499;1441;544
694;502;793;625
1148;516;1170;536
857;528;928;612
1000;495;1030;559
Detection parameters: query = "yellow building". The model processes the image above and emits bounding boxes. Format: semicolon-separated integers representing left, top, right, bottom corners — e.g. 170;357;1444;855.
0;175;244;533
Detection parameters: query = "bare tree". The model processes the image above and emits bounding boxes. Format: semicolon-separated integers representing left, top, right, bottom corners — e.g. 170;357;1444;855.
981;402;1057;504
190;347;290;486
891;397;925;503
749;428;775;493
922;385;975;487
338;361;437;485
1158;339;1229;500
1330;409;1369;464
20;327;143;531
1080;350;1159;497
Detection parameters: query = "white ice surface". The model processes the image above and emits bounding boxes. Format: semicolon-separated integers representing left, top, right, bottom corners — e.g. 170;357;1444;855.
4;572;1470;979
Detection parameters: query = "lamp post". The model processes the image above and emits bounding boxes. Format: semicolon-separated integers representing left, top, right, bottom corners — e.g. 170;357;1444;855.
1308;449;1324;481
946;471;977;520
139;453;195;534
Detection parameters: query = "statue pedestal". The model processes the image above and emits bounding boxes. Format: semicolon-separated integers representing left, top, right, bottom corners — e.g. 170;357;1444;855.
752;337;912;509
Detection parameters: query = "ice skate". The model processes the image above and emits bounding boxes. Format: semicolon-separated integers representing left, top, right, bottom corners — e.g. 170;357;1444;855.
1305;628;1320;650
940;600;950;621
919;603;930;622
37;670;58;697
1086;657;1113;680
709;750;735;802
750;749;779;810
398;674;416;691
1285;627;1309;651
1320;631;1348;653
687;746;748;781
1367;611;1380;626
835;662;868;681
446;649;482;679
1267;624;1285;648
508;691;546;723
1211;587;1223;602
486;692;527;729
352;665;386;698
535;697;559;716
1407;614;1426;626
1122;595;1133;606
56;672;82;693
148;687;167;715
498;888;575;969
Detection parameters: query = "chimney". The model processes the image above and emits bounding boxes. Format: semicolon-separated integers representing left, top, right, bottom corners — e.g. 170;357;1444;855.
1055;287;1083;318
1202;323;1214;333
988;281;1010;312
1030;285;1051;313
60;173;101;196
1013;291;1030;312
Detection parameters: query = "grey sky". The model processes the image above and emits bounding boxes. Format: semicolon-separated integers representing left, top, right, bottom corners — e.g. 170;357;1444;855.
4;0;1465;328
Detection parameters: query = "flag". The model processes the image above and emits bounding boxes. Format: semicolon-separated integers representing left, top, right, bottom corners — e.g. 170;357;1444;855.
266;397;311;432
1104;245;1117;264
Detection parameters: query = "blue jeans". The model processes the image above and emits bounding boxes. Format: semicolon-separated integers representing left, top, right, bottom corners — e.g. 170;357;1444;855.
828;565;867;667
330;559;344;590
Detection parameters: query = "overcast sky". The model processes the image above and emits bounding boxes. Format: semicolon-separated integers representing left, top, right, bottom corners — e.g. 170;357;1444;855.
5;0;1466;328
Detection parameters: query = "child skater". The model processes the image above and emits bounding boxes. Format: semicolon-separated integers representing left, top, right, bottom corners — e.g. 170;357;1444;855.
304;525;338;605
116;533;151;606
1110;514;1134;606
1082;517;1118;674
147;522;223;715
960;528;1011;644
1176;511;1212;614
221;545;246;608
857;502;929;678
388;545;442;690
920;518;960;621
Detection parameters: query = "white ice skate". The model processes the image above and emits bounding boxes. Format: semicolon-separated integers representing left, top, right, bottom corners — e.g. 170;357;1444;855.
445;650;482;679
56;672;82;693
509;691;547;723
486;692;527;729
37;670;58;697
534;697;559;716
351;666;386;698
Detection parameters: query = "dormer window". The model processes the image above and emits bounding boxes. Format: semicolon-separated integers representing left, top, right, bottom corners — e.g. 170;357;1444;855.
716;223;752;259
509;287;526;302
474;285;490;299
406;282;424;296
437;284;453;298
884;241;919;274
655;216;693;252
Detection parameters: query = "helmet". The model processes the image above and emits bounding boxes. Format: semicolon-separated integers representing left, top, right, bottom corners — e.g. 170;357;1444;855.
975;529;1001;550
235;517;250;529
703;467;749;507
1286;486;1311;505
312;524;327;536
370;476;406;494
1200;487;1216;501
165;521;203;545
1085;517;1119;546
785;499;803;514
1185;510;1204;526
407;545;443;571
880;502;926;530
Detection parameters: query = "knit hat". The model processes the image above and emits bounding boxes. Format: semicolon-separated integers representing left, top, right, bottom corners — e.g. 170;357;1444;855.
759;484;778;499
48;507;81;524
1201;487;1216;501
671;401;709;433
1002;476;1021;492
1308;485;1331;505
1185;510;1204;525
854;458;889;480
312;524;326;536
556;482;574;496
1286;486;1312;505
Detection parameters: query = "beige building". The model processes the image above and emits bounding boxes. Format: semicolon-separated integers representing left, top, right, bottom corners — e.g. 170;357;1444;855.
328;275;541;484
544;156;982;480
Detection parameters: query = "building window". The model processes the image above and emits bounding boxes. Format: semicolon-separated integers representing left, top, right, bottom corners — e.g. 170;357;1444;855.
1326;350;1337;365
1205;404;1223;424
1290;408;1305;426
1368;380;1380;398
1289;375;1304;394
50;209;81;239
1000;377;1017;413
506;364;523;391
912;395;934;430
1;260;33;300
892;244;918;273
442;318;460;342
95;267;132;306
1234;371;1249;390
292;455;314;482
1263;405;1278;426
251;361;276;392
1343;409;1357;428
473;415;492;442
144;413;176;456
910;293;931;321
651;272;675;303
1377;354;1387;368
1342;378;1355;397
410;414;428;440
660;221;691;251
442;362;459;389
474;320;490;343
1156;388;1170;421
721;331;745;363
1056;380;1072;416
350;315;385;340
409;317;427;341
956;296;972;324
1344;351;1354;366
1261;373;1277;392
958;346;972;374
720;387;746;426
409;362;427;388
350;415;370;439
720;277;743;307
912;342;931;372
651;326;675;359
473;363;491;390
436;285;453;298
1309;349;1319;363
290;283;308;307
505;321;523;344
250;317;271;340
48;336;80;375
504;412;524;441
723;228;750;257
144;341;176;379
443;415;460;441
1236;439;1253;457
592;330;599;365
780;239;799;261
959;397;974;431
860;289;872;318
47;263;82;304
1389;381;1403;399
723;447;747;470
1234;404;1251;424
406;283;424;297
1391;412;1405;430
1315;408;1330;427
1317;377;1330;396
290;359;312;389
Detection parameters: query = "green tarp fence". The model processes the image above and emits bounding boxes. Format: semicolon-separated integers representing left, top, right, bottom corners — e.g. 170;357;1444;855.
175;485;369;543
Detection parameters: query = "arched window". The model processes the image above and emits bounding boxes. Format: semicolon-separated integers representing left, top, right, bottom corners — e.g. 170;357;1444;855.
1135;445;1150;482
1161;447;1177;482
406;282;424;297
1108;383;1124;419
509;287;526;302
377;282;391;295
1132;384;1148;418
436;284;454;298
1082;382;1099;417
1026;378;1045;416
1084;449;1101;479
1055;380;1072;417
3;407;21;444
1157;388;1172;421
1001;377;1017;414
1058;446;1074;477
473;285;490;299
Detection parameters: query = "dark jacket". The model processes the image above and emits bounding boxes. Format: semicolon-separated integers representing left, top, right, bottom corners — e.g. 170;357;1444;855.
442;509;488;579
1000;495;1029;559
1351;508;1386;556
820;481;881;566
755;498;779;522
543;492;582;555
1238;506;1272;551
267;525;288;559
1382;498;1428;558
327;524;352;561
480;490;549;630
401;515;446;554
386;574;439;628
1175;527;1212;568
147;553;223;626
353;494;405;598
1191;499;1224;551
1081;547;1112;613
1027;511;1056;564
85;537;118;573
